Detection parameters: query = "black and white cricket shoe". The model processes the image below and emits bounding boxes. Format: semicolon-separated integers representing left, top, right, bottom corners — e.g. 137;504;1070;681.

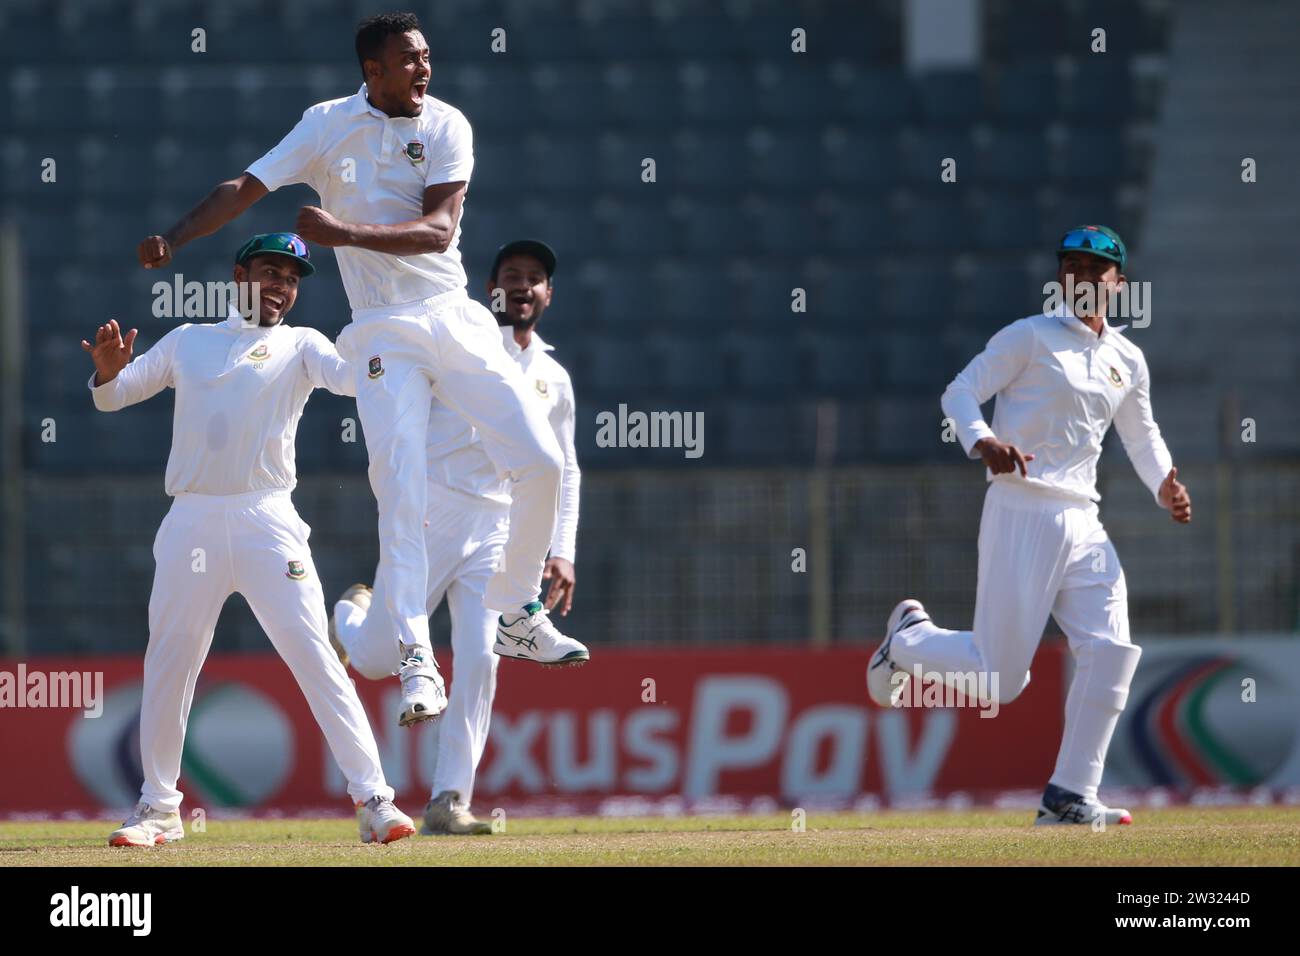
867;598;929;707
1033;783;1132;827
495;604;590;666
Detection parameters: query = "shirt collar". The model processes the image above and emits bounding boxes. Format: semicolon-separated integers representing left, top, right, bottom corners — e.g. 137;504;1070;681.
226;304;277;332
348;84;393;120
1050;307;1127;340
500;325;555;356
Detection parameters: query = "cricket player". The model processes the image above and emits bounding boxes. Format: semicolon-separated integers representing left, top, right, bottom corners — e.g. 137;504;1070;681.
86;233;415;846
868;226;1192;826
136;12;587;731
332;239;583;834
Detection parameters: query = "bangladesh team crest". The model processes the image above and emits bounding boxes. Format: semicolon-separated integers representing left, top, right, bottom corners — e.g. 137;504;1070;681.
248;344;270;362
368;355;385;379
535;378;549;398
285;560;307;581
405;141;425;164
1108;365;1124;387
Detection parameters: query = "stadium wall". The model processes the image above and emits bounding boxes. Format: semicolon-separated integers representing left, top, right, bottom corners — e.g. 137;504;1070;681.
2;638;1298;816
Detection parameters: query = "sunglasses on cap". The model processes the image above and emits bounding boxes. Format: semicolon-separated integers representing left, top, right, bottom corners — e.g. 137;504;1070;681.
1058;229;1124;265
235;232;315;276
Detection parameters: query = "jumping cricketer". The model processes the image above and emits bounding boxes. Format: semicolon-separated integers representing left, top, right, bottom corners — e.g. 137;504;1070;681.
135;12;587;733
332;239;584;834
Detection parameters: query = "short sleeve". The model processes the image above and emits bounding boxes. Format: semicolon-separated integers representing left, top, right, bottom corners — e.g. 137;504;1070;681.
246;107;324;192
424;109;474;187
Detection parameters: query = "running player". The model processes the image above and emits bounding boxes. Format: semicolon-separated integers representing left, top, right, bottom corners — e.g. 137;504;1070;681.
332;239;585;835
86;233;415;846
135;12;588;731
868;225;1192;826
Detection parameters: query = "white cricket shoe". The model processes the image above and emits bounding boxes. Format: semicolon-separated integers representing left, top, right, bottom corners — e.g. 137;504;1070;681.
495;605;590;666
867;599;930;707
1033;784;1132;827
421;790;493;836
355;795;416;844
328;582;372;668
108;802;184;847
397;647;447;727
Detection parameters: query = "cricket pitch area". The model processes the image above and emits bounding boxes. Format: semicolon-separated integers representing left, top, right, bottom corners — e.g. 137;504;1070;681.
4;807;1299;866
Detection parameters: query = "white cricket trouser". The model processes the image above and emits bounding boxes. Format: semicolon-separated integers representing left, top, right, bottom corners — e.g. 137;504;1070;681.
138;489;393;811
336;486;507;807
337;289;562;653
891;480;1142;800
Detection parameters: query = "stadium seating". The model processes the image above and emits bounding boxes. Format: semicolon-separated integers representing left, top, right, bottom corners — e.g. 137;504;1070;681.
1;0;1202;648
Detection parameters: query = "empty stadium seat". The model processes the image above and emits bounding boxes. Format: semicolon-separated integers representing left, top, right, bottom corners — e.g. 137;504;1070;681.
971;192;1042;250
672;129;744;189
820;127;900;188
994;60;1060;120
604;62;680;126
892;194;974;252
652;335;728;392
822;195;892;254
673;197;752;257
914;69;987;122
974;128;1051;186
837;66;917;124
745;195;822;256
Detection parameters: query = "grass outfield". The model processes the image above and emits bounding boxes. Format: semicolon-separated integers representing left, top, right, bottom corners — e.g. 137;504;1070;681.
4;807;1300;866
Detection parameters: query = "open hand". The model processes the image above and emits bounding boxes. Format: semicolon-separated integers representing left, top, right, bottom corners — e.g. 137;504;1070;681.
81;319;138;385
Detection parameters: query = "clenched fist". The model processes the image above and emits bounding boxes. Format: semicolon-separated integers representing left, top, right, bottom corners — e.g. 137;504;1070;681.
295;205;350;247
137;235;172;269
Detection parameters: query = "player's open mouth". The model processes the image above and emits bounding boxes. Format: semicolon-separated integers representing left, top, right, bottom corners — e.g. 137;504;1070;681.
263;293;285;311
412;81;427;98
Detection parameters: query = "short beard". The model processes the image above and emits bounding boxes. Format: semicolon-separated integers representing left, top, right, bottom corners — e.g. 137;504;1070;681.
497;309;539;331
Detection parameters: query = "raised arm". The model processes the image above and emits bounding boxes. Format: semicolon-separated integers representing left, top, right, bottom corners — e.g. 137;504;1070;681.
82;320;180;411
137;174;269;269
140;105;323;269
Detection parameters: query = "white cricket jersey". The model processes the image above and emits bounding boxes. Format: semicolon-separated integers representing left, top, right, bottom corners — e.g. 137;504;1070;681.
425;327;581;561
942;311;1173;504
245;84;474;311
89;311;355;496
